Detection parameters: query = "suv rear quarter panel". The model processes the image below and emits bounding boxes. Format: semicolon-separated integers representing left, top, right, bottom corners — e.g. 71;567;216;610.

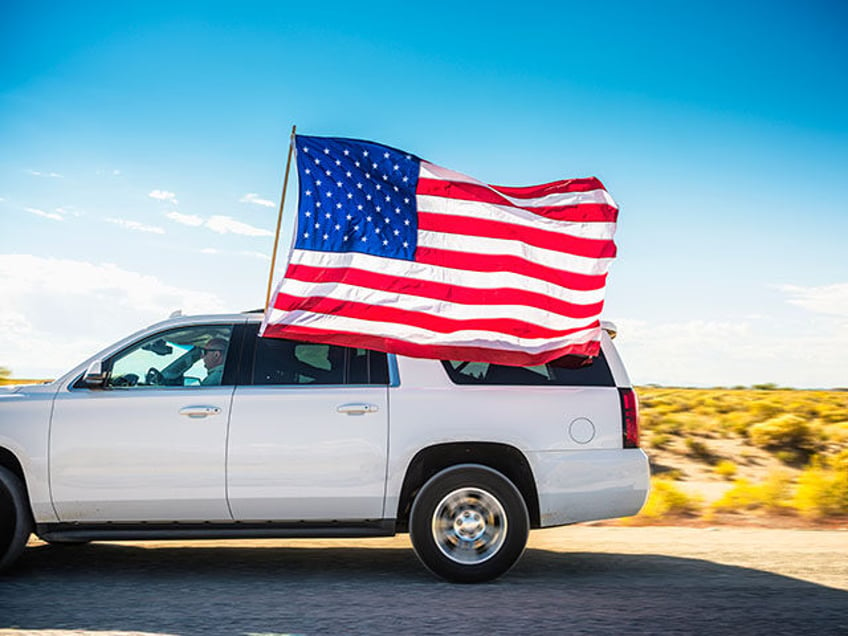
385;339;649;525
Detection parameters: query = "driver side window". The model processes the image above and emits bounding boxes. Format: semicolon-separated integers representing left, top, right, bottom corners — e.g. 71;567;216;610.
106;325;234;388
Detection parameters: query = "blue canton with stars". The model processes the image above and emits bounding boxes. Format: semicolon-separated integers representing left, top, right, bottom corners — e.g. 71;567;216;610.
294;135;421;261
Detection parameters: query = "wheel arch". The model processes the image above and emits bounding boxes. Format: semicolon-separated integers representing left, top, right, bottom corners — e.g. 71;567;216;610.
0;447;26;485
0;448;35;571
395;442;540;531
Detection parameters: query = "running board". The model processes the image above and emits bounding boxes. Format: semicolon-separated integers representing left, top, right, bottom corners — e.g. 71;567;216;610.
37;519;397;542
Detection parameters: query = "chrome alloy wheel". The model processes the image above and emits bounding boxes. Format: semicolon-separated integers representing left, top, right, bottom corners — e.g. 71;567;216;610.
431;487;508;564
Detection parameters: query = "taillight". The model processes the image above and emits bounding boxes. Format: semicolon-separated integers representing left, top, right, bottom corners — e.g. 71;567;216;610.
619;387;640;448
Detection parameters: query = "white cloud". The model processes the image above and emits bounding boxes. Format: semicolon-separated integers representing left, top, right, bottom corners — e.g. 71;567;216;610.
0;254;228;378
148;189;178;204
105;218;166;234
777;283;848;317
206;215;273;237
240;193;277;208
165;211;273;237
25;207;64;221
238;250;271;261
199;248;269;261
609;316;848;389
27;170;64;178
166;211;205;227
54;206;82;218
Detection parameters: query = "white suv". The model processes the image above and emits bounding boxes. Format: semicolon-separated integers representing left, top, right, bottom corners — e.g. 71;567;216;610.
0;312;648;582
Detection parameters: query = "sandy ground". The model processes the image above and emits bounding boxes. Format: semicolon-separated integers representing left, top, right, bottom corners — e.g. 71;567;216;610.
531;524;848;589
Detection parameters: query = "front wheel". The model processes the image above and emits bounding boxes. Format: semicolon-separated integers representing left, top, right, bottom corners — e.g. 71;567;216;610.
0;465;33;572
409;464;529;583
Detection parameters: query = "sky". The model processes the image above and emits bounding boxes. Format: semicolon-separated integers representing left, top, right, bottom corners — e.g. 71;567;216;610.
1;0;847;388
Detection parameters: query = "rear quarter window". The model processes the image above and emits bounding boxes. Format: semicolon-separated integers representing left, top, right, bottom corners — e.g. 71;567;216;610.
441;353;615;387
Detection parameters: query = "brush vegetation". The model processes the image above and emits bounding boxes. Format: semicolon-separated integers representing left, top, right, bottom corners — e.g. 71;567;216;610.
632;387;848;524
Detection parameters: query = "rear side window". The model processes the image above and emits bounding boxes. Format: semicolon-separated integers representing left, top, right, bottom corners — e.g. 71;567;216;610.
252;336;389;386
441;352;614;387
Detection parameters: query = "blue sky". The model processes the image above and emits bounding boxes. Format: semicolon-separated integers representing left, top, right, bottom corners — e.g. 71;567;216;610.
2;1;846;387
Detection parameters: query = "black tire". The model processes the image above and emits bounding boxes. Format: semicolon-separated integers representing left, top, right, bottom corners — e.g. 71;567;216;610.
409;464;529;583
0;465;33;572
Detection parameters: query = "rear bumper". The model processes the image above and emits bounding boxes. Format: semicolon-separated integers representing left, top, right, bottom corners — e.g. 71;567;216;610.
526;448;650;527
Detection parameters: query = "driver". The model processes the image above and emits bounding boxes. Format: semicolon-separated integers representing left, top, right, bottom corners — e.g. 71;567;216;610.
200;337;228;385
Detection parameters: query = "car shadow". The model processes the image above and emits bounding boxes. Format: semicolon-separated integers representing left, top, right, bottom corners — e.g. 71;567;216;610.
2;542;846;635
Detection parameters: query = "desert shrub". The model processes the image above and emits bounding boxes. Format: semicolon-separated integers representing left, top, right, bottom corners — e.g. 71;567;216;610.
793;456;848;518
684;437;714;463
775;450;808;465
823;421;848;447
749;414;818;458
832;449;848;471
819;407;848;424
649;432;672;450
714;460;738;480
636;479;702;519
749;399;783;420
653;418;685;436
720;411;758;437
650;465;683;480
711;471;793;514
638;410;661;430
653;411;722;438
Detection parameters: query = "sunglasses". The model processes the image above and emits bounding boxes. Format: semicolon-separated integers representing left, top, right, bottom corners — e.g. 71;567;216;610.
200;348;224;355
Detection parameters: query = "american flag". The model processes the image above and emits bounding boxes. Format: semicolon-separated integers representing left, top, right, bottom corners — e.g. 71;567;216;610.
261;134;618;366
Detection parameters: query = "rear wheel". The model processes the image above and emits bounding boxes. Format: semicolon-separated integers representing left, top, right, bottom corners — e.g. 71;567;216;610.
0;465;33;572
409;464;529;583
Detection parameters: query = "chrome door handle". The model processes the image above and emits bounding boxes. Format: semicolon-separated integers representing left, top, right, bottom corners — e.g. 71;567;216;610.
179;406;222;418
337;403;379;416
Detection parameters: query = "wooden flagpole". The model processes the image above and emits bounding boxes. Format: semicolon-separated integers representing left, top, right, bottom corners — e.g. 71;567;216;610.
264;124;297;312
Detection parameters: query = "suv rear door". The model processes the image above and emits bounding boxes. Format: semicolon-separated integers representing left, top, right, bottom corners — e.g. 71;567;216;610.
226;324;391;521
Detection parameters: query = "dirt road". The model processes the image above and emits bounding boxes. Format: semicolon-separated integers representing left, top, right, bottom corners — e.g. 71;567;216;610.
1;526;846;635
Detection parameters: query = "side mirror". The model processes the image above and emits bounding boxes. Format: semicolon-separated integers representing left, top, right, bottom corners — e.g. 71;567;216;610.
83;359;108;388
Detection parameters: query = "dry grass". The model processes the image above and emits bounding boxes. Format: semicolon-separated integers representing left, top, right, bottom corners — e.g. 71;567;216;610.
632;387;848;525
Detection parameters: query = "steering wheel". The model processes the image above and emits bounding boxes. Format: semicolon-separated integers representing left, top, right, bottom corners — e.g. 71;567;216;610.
112;373;139;387
145;367;164;386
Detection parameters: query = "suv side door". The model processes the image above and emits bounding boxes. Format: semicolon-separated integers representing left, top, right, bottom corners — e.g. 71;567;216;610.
227;324;390;521
49;322;243;522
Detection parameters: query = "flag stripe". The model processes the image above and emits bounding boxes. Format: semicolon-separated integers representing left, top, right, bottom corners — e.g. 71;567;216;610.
262;322;601;367
417;177;619;222
417;230;613;275
417;194;617;240
414;247;607;291
490;178;610;198
282;265;605;322
420;163;614;199
272;292;598;341
287;249;607;299
266;305;600;350
417;212;617;259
